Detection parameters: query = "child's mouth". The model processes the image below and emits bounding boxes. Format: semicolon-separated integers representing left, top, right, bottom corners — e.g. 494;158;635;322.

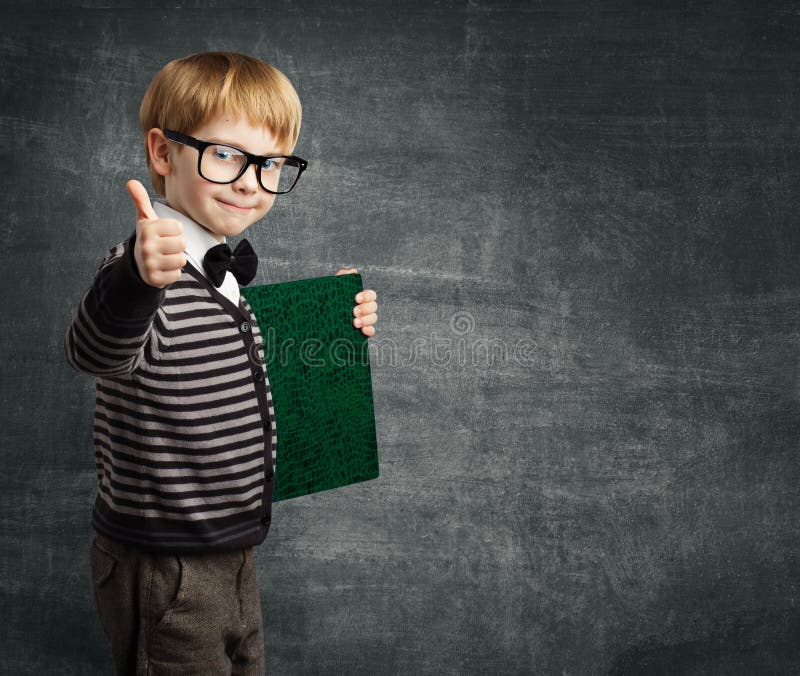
217;199;252;213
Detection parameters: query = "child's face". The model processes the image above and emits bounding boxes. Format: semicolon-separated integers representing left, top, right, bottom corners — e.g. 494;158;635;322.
159;114;283;241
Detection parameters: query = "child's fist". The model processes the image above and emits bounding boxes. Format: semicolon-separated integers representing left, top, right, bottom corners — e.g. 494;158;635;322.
127;180;187;289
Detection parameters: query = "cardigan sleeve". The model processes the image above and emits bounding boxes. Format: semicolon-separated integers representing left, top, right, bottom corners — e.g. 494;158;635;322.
64;231;167;377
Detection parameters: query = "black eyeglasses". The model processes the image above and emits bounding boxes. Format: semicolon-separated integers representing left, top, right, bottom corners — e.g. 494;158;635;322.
164;130;308;194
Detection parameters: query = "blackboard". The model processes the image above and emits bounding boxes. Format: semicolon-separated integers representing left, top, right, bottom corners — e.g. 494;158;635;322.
2;2;799;673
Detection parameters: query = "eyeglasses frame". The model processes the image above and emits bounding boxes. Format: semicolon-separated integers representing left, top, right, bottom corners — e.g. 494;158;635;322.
163;129;308;194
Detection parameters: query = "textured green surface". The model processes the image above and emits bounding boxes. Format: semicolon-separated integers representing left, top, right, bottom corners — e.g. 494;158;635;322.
241;273;379;501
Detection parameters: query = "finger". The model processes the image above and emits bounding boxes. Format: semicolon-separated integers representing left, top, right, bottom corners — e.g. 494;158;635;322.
157;234;187;254
146;268;184;289
356;289;376;303
353;301;377;316
354;312;377;328
336;268;358;276
126;179;158;222
152;251;187;271
137;249;186;270
154;218;185;239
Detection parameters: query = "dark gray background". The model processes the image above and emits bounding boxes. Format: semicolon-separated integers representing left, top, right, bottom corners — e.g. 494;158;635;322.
2;2;798;674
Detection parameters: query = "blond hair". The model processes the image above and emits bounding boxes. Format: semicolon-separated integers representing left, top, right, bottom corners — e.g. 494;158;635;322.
139;51;302;196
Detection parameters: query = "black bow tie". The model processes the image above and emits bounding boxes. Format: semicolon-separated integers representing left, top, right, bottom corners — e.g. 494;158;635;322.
202;239;258;287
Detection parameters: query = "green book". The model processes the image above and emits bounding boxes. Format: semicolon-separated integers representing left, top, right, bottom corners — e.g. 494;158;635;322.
241;273;379;501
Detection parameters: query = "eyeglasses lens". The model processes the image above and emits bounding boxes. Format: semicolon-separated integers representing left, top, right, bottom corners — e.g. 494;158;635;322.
200;144;300;193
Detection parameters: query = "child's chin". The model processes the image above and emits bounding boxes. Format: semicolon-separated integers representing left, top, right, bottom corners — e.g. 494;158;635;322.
216;220;256;238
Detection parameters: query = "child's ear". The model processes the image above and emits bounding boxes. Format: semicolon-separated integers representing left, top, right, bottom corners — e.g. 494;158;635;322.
147;128;172;177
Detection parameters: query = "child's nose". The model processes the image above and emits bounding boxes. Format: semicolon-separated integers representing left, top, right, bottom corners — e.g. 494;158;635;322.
233;163;260;192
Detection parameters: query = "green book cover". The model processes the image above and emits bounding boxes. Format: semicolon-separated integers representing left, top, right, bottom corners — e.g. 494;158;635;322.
241;273;379;502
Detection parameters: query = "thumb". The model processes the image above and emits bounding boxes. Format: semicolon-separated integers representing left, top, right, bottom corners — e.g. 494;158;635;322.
126;179;158;222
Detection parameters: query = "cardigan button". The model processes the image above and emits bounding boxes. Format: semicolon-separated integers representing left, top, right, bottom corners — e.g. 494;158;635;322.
253;369;264;382
239;321;251;333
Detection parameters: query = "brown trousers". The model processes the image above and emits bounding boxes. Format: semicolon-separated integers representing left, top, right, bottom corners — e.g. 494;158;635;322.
89;531;264;675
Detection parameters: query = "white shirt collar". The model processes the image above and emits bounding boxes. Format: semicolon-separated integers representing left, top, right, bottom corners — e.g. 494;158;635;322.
152;200;242;305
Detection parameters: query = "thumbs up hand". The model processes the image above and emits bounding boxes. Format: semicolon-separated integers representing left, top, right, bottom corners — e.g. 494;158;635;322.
126;180;187;289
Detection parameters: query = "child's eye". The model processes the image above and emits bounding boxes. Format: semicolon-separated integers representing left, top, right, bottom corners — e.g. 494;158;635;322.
261;158;278;171
214;148;235;162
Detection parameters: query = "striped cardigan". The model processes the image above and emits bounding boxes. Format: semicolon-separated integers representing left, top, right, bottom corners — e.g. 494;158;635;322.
65;231;277;552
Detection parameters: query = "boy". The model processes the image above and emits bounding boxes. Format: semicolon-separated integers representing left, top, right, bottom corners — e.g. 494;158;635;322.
64;51;378;675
